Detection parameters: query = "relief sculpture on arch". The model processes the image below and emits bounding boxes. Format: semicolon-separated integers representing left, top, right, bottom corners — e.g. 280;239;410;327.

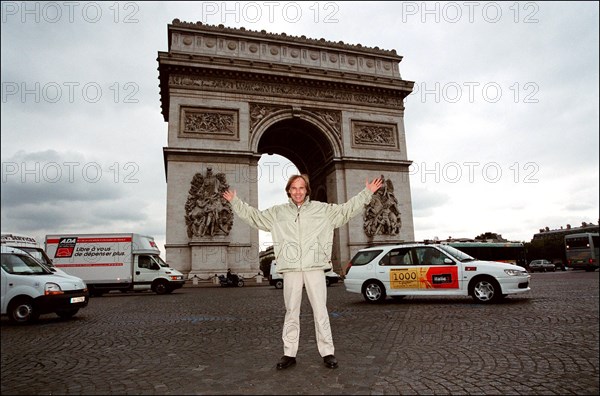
363;175;402;237
185;167;234;238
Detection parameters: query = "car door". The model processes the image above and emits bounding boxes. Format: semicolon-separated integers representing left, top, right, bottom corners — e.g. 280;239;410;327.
409;247;462;295
375;247;420;293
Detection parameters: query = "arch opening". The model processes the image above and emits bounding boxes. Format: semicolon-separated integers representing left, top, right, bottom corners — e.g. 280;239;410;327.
257;153;297;248
257;118;334;203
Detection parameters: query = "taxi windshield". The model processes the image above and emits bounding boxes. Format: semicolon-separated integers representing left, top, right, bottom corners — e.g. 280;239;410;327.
438;244;475;262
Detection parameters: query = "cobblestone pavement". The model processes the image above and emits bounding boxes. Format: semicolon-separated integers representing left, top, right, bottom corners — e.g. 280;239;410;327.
2;270;598;395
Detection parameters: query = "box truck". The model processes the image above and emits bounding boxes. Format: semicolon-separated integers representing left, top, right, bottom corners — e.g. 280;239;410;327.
45;233;185;296
1;245;89;324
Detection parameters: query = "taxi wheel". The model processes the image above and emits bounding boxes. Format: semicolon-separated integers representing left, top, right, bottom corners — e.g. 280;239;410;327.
470;277;501;304
362;280;386;304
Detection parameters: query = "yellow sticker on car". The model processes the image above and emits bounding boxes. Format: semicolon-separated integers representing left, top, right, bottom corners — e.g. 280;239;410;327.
390;268;424;288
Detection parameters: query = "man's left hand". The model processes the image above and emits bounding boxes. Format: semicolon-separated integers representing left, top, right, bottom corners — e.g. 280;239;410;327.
366;177;384;193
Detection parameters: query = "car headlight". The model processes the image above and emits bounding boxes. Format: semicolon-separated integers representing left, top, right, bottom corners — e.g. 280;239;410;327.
45;282;64;295
504;269;527;276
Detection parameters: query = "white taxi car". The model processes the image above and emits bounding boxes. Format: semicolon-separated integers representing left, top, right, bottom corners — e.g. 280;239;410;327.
344;243;531;304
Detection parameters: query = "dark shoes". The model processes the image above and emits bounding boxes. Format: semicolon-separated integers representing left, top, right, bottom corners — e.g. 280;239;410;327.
276;355;338;370
323;354;338;369
276;355;296;370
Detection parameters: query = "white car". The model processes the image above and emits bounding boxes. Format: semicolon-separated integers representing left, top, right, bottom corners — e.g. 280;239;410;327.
344;243;531;304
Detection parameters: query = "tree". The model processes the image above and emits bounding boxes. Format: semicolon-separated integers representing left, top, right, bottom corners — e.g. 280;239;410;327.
474;232;507;242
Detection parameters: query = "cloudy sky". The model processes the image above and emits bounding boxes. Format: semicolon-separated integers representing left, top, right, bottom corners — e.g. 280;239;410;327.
1;1;598;255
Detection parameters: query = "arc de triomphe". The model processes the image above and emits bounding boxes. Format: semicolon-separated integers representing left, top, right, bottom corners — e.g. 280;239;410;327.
157;20;415;278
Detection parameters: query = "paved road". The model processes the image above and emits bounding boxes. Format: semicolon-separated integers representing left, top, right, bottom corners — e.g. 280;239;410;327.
2;271;599;395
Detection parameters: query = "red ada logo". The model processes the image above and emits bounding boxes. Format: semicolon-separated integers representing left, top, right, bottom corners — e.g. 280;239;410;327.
55;237;78;258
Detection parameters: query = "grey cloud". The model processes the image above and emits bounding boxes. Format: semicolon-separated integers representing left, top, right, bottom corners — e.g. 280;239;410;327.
1;198;148;240
410;186;450;217
1;149;150;237
1;149;125;206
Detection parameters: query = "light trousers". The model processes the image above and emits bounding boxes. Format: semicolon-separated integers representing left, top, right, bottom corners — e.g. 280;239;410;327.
282;270;334;357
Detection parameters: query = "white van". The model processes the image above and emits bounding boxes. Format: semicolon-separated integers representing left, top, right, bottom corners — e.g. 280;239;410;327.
1;233;65;275
269;260;341;289
1;245;89;324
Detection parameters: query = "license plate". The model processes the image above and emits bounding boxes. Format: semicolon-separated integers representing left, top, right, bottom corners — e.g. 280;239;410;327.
71;296;85;304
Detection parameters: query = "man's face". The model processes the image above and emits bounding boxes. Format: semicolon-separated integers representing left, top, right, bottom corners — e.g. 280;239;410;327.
288;177;307;206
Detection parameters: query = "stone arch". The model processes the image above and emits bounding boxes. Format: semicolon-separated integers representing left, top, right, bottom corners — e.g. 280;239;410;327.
250;109;342;159
250;110;342;202
158;21;415;279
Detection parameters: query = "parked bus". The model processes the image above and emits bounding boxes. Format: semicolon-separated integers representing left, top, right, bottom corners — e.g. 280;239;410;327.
565;233;599;271
443;241;527;267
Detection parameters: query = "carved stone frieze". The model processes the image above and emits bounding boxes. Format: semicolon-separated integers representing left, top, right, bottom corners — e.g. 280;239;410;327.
169;74;404;109
179;107;239;140
171;75;235;90
305;108;341;140
364;176;401;237
352;120;398;149
249;103;288;133
185;167;234;238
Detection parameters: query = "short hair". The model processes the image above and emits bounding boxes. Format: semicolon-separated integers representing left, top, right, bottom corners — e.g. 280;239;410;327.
285;174;311;198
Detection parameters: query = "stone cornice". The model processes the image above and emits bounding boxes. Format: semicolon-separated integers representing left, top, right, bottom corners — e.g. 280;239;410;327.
167;20;405;81
170;20;401;58
334;156;413;167
162;147;261;181
158;22;415;122
159;51;412;89
164;146;260;159
158;61;411;121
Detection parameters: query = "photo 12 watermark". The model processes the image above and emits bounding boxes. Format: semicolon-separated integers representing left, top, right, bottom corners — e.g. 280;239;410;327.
207;160;299;185
2;81;140;104
409;161;540;184
399;1;540;24
406;81;540;104
199;1;340;24
1;1;140;23
1;161;140;184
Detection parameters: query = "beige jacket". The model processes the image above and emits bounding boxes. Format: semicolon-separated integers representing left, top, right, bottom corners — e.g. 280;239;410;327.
230;188;373;273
